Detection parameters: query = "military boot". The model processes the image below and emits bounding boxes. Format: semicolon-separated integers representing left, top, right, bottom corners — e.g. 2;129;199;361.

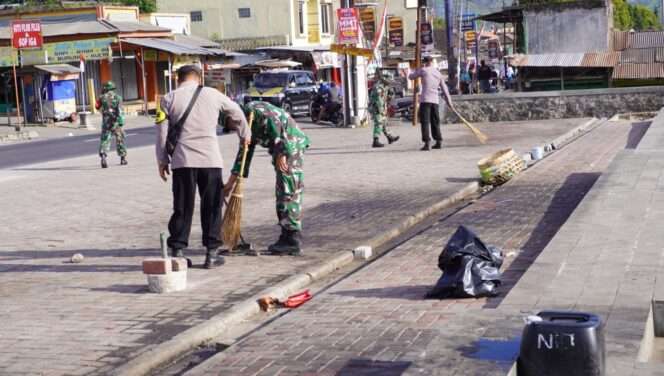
203;248;225;269
268;229;301;256
420;142;431;151
100;154;108;168
387;134;400;144
120;156;128;165
432;141;442;149
171;248;193;268
372;138;385;148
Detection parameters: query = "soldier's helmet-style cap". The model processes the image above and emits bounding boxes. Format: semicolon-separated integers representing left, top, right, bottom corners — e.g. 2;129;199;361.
103;81;116;91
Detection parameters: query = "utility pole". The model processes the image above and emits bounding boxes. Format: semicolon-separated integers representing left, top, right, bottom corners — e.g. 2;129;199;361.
412;0;424;127
341;0;354;127
444;0;455;84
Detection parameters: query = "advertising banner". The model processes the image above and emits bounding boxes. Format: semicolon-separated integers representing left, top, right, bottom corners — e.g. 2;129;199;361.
359;8;376;44
388;16;403;47
337;8;360;45
11;19;42;49
20;37;114;66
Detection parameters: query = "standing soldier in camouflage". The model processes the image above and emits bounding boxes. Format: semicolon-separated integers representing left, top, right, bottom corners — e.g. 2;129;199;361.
369;71;399;148
223;101;310;255
96;81;127;168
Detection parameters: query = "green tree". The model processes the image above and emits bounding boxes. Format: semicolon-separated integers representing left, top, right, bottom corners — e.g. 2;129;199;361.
630;4;661;30
119;0;156;13
433;17;445;30
613;0;632;30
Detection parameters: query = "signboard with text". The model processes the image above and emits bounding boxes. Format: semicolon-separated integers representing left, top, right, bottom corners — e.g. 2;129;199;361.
421;22;433;52
388;16;403;47
462;14;476;32
11;19;43;50
337;8;360;45
20;38;114;66
359;8;376;44
465;31;477;49
488;39;500;59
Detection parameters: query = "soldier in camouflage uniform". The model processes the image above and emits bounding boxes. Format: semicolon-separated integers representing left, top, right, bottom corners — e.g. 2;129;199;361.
96;81;127;168
224;101;310;255
369;71;399;148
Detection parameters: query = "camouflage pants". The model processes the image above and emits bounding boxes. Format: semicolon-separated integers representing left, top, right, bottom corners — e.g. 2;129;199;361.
275;157;304;232
99;126;127;157
372;113;393;138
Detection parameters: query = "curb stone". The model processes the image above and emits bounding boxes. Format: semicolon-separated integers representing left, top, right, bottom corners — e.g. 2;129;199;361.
111;181;480;376
0;130;39;143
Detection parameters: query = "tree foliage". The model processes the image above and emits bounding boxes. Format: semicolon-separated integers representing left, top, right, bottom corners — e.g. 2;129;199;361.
613;0;662;31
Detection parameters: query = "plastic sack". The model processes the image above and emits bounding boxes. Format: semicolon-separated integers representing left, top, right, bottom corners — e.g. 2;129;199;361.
426;225;504;299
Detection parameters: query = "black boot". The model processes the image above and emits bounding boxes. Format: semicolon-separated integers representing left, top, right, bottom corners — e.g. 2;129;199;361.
268;229;301;256
372;138;385;148
170;248;193;268
432;141;442;149
120;156;128;165
387;135;400;144
420;142;431;151
204;248;225;269
100;154;108;168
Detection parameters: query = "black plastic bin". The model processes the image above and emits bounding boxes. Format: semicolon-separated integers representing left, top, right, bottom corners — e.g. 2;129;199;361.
518;311;605;376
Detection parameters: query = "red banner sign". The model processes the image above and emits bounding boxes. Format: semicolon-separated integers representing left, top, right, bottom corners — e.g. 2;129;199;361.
11;19;43;49
336;8;359;45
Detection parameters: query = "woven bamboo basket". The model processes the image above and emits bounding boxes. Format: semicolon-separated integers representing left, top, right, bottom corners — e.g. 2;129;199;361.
477;148;526;185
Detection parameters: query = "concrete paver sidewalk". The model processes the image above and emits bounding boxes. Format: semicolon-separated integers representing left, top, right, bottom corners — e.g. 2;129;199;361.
0;117;583;375
186;119;647;376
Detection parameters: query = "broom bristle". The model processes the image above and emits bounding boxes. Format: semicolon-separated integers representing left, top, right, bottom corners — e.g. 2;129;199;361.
221;180;244;250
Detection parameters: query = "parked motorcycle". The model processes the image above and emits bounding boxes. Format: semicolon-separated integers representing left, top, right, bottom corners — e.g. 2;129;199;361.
389;97;414;121
310;92;343;127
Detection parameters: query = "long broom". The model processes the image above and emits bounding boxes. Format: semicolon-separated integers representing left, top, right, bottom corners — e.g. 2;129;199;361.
450;107;489;144
221;112;253;251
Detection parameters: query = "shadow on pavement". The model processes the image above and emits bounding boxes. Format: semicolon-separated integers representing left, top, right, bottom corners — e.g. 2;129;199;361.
484;173;601;309
625;121;650;149
12;165;100;171
336;358;412;376
89;284;149;294
331;285;431;301
0;263;142;273
0;248;159;261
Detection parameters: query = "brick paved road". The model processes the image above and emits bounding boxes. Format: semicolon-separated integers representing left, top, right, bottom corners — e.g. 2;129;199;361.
186;119;642;376
0;117;583;375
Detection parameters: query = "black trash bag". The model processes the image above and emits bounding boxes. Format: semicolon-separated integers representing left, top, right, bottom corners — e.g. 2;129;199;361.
426;225;504;299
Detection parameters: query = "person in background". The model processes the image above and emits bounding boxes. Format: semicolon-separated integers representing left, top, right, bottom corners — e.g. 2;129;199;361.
96;81;126;168
460;67;471;95
408;56;453;151
368;71;400;148
478;60;492;93
156;65;250;269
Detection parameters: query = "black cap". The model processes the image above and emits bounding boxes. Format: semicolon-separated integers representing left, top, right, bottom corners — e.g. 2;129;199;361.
177;64;202;78
422;55;433;63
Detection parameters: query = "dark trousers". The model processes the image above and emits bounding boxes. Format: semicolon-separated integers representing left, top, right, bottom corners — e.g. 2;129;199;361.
419;102;442;143
168;168;223;250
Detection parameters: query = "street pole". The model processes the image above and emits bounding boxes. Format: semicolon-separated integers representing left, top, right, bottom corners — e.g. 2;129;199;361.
12;54;21;131
444;0;455;83
412;2;422;127
341;0;353;127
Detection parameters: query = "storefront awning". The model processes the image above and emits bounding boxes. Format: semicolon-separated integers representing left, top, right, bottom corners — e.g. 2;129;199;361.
35;64;81;75
474;8;523;23
121;37;221;56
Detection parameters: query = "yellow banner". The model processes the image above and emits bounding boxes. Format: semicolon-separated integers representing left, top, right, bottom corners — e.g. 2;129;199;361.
329;44;374;58
21;37;115;66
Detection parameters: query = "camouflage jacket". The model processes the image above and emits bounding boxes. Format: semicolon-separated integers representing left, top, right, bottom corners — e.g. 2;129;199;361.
98;91;124;128
369;80;391;116
232;101;310;177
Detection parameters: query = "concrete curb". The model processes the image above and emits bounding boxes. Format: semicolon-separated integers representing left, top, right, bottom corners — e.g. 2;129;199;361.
550;117;603;150
0;130;39;143
111;181;480;376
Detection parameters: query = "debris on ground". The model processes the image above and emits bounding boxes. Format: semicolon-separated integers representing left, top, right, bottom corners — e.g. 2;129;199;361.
70;253;84;263
477;148;526;186
427;225;503;299
258;290;312;312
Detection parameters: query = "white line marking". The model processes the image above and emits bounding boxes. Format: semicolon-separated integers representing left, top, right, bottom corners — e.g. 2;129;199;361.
83;138;97;143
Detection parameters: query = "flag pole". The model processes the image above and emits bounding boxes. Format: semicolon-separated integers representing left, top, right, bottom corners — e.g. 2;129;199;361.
12;49;21;131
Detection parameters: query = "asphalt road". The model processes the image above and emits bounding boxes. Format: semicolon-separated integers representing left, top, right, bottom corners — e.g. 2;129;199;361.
0;126;157;169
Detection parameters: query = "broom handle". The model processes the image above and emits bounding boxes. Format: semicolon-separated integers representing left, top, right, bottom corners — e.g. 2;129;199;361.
238;112;254;179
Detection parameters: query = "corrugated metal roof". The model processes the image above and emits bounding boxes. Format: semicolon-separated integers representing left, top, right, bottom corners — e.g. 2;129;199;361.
103;20;170;34
627;31;664;49
620;48;656;64
174;34;221;49
613;30;628;51
121;37;218;56
612;63;664;79
512;53;584;67
581;51;620;67
35;64;81;75
0;20;114;39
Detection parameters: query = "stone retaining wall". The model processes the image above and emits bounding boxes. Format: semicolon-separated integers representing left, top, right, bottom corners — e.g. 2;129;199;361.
447;86;664;123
